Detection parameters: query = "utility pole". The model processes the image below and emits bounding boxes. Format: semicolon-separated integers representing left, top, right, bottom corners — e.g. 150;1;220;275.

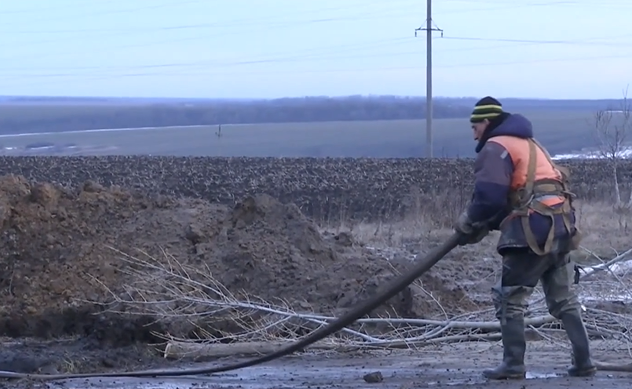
415;0;442;158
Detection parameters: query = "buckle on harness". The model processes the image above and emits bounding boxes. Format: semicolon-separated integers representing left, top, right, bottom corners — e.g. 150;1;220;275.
573;265;582;284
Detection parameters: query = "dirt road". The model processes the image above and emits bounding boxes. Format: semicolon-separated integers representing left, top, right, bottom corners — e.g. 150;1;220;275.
5;340;628;389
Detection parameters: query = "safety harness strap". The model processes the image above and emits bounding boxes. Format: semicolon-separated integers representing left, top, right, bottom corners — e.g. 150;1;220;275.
510;138;576;256
531;137;577;243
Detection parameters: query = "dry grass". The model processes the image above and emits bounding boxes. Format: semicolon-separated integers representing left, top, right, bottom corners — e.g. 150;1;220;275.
322;190;630;261
574;200;631;259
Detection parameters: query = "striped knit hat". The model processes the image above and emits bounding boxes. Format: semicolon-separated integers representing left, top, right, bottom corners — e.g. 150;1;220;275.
470;96;503;123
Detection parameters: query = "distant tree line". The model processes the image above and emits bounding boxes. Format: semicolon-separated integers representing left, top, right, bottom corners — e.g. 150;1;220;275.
0;96;472;135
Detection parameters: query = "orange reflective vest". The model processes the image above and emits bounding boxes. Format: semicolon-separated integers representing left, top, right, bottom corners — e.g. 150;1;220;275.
488;136;580;255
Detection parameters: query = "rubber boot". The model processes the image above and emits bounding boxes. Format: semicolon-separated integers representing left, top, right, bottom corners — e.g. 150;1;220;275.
561;311;597;377
482;317;527;380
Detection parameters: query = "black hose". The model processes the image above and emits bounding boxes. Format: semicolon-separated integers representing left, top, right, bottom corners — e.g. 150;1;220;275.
0;232;462;381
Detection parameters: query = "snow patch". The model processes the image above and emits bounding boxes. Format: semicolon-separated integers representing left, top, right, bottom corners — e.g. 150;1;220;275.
553;146;632;160
579;259;632;278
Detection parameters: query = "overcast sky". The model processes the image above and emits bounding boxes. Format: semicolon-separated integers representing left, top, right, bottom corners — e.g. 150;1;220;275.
1;0;631;99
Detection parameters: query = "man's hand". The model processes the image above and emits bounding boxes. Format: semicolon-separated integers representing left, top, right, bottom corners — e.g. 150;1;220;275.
454;211;489;245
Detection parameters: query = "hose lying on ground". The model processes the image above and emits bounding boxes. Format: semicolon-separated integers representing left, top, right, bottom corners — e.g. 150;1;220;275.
0;233;462;381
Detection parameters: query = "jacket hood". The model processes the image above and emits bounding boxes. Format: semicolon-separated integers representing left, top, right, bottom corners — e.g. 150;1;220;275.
489;113;534;139
475;113;533;153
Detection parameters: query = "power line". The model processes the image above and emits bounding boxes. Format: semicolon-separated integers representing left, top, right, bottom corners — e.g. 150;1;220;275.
0;1;98;15
0;0;417;30
2;30;630;72
1;0;626;63
4;0;415;27
0;34;632;75
3;51;632;101
0;38;414;75
2;33;632;80
436;51;632;68
437;1;578;14
2;1;632;98
6;50;632;90
1;0;585;63
0;0;209;26
3;32;630;73
440;34;632;46
2;6;414;37
0;5;417;61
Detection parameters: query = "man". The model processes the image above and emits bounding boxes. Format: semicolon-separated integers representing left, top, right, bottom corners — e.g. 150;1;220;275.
454;96;597;380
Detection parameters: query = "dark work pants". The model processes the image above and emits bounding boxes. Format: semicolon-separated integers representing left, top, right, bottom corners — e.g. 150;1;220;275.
492;249;581;322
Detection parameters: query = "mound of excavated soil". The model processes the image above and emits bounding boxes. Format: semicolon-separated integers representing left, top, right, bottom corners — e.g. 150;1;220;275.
0;174;476;345
191;194;475;318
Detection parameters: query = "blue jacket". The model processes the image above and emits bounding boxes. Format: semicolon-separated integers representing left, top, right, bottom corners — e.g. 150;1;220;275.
467;113;576;255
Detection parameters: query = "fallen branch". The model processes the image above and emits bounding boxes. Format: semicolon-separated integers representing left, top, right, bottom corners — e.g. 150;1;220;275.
578;247;632;280
163;333;504;360
92;246;632;356
526;247;632;312
163;340;355;360
162;339;632;373
595;361;632;372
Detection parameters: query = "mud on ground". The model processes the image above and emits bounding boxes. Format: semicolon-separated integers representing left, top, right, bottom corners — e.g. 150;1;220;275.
1;174;629;389
4;341;631;389
0;174;485;377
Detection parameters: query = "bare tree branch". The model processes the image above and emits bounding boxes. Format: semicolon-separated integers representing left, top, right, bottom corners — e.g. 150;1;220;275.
593;85;632;206
82;246;632;358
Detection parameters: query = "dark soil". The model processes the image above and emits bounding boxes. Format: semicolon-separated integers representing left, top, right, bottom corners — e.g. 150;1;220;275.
0;156;625;222
0;163;626;388
0;336;171;375
0;174;481;377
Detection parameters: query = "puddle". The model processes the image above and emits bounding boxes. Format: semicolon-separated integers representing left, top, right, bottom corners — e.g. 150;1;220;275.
526;371;563;379
423;370;564;386
127;383;188;389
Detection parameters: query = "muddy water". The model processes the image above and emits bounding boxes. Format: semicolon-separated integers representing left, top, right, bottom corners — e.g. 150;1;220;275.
28;345;632;389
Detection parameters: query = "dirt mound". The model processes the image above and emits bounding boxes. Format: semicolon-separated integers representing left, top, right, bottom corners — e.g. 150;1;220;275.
0;175;475;345
0;174;221;342
185;194;476;319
